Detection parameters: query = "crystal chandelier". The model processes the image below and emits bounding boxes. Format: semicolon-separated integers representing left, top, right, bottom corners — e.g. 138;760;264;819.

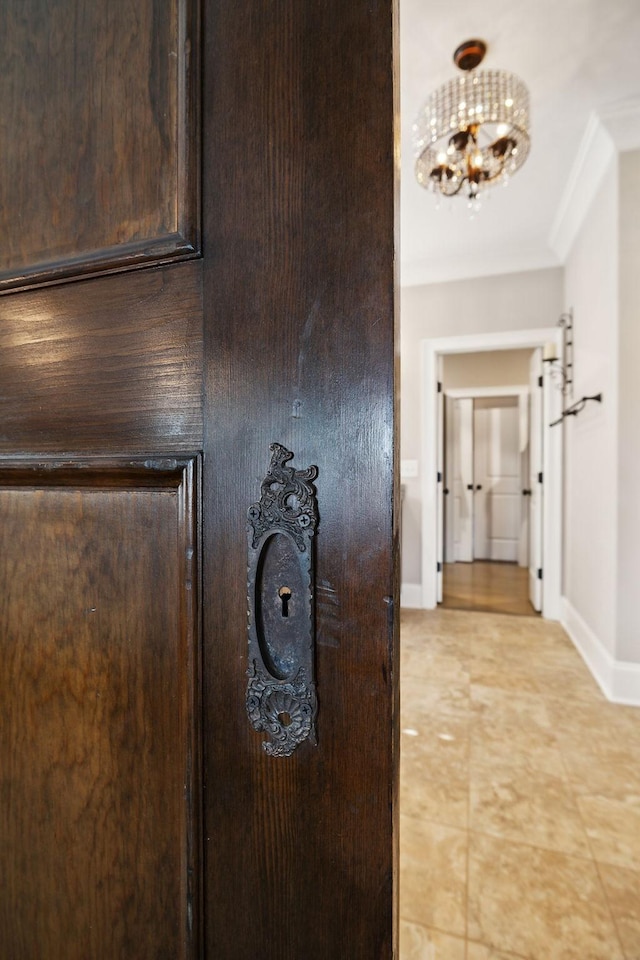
413;40;530;208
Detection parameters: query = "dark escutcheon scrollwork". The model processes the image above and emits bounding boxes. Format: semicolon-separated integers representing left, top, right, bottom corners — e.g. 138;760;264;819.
246;444;319;757
247;442;318;552
246;664;317;758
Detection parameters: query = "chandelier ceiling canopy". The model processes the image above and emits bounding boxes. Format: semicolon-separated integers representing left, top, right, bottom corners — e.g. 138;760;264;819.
413;39;530;208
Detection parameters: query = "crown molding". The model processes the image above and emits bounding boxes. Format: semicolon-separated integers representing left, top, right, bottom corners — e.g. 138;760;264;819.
548;99;640;264
599;97;640;153
547;112;615;263
400;247;560;287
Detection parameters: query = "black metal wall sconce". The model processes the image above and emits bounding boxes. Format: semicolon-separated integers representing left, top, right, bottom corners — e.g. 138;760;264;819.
543;308;603;427
550;392;603;427
542;309;573;396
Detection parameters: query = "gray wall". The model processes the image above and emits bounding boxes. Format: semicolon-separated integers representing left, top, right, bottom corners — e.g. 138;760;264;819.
562;148;640;668
443;350;533;390
616;149;640;661
563;154;618;656
400;268;564;586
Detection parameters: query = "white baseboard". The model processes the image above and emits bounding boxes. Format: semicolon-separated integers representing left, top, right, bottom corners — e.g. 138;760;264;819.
400;583;423;609
561;598;640;707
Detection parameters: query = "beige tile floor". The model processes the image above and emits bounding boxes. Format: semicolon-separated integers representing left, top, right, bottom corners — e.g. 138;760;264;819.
400;606;640;960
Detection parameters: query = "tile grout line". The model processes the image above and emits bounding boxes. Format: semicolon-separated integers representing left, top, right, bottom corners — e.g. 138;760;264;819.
465;825;606;864
590;855;629;960
401;604;638;960
556;733;629;960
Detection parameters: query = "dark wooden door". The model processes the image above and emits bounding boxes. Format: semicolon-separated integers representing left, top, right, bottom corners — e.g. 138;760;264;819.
0;3;398;959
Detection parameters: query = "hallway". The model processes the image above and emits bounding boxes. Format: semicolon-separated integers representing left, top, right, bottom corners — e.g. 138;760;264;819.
442;561;535;617
400;607;640;959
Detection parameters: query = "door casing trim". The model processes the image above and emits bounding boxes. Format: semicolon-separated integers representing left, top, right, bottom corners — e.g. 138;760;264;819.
420;328;563;619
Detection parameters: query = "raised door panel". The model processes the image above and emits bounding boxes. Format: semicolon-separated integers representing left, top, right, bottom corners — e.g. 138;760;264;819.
487;405;520;558
0;0;199;291
0;459;200;960
473;404;520;562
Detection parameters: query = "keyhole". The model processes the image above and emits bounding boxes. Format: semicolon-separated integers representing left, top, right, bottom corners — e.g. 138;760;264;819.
278;586;292;618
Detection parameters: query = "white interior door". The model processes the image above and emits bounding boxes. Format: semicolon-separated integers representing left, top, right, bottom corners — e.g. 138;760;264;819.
452;397;473;562
436;358;444;601
529;348;544;611
518;392;530;567
444;395;455;563
473;400;521;561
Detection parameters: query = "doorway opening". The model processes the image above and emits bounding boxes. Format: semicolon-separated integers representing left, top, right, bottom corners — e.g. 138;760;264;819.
420;329;563;620
443;379;537;616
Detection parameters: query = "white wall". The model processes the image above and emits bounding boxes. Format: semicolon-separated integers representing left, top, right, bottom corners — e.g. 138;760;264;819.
400;269;564;585
560;147;640;698
563;157;619;657
616;149;640;662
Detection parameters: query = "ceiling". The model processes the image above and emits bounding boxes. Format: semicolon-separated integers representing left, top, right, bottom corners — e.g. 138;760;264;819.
400;0;640;286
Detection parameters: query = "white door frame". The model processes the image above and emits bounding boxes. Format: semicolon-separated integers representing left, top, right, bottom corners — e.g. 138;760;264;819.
445;386;529;564
421;329;563;619
528;348;545;612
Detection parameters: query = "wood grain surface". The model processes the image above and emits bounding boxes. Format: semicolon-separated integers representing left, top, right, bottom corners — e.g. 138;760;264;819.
0;1;398;956
202;2;399;956
0;261;203;455
0;0;200;290
0;460;200;959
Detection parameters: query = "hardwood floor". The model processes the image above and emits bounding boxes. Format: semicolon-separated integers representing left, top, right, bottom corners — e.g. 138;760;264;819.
442;560;537;617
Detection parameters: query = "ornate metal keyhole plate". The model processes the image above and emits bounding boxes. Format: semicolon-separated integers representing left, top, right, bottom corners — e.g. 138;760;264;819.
246;444;318;757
